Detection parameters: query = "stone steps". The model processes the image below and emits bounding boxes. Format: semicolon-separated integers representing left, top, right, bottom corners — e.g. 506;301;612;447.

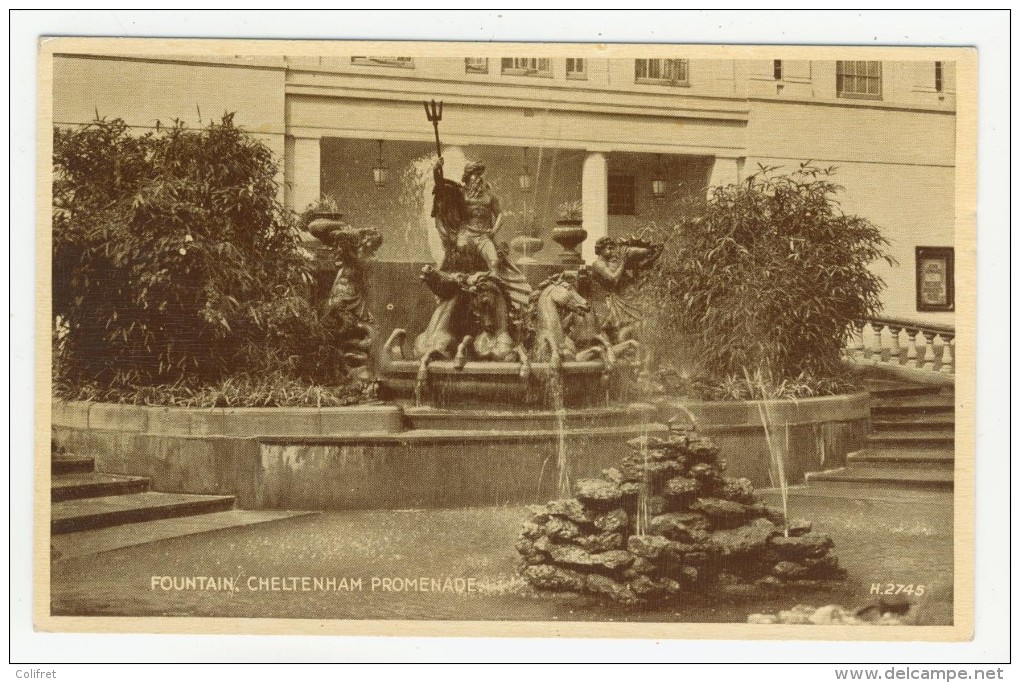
805;465;953;490
871;395;955;416
51;491;236;535
51;471;150;502
864;382;945;400
847;448;954;468
52;455;95;476
871;415;956;429
51;445;237;535
806;381;954;493
866;431;955;450
51;509;317;560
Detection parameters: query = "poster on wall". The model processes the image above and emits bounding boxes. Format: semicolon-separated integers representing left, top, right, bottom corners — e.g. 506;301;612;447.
916;246;955;312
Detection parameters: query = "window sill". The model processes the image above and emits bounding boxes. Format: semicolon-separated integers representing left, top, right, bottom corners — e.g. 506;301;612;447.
350;60;415;70
501;70;553;78
837;92;883;101
635;78;690;87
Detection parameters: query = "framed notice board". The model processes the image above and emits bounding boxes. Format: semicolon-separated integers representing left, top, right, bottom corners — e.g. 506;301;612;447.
916;246;955;312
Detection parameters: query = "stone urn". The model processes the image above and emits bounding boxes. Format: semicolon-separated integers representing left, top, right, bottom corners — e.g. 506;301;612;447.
510;234;544;265
306;211;347;244
552;220;587;266
303;211;347;275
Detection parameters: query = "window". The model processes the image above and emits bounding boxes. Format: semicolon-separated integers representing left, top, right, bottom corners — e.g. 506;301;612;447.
465;58;488;74
566;58;587;80
351;56;414;68
635;59;689;86
836;60;882;99
773;59;783;80
608;175;635;215
501;58;551;77
934;61;944;92
916;247;954;312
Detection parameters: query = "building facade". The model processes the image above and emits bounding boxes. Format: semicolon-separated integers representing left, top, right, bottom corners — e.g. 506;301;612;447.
52;52;957;325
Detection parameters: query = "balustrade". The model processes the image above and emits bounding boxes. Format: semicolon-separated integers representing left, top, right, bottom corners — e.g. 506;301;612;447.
847;317;955;375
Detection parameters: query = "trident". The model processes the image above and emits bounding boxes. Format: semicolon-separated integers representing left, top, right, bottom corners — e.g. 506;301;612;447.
423;99;443;157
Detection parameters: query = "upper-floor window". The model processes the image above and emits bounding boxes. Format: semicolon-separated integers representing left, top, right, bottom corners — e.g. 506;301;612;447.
836;60;882;99
773;59;783;80
635;58;689;86
934;61;944;92
566;58;587;80
351;56;414;69
501;58;551;77
465;58;488;74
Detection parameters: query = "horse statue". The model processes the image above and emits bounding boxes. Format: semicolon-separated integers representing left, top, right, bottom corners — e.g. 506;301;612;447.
384;262;528;387
529;273;605;371
454;274;530;377
563;303;641;371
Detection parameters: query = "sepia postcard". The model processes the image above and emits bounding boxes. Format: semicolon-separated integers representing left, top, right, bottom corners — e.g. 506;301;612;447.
34;37;977;642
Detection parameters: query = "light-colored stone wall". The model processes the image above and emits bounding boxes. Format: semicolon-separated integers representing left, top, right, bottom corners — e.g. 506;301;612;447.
746;59;956;111
53;54;287;174
747;98;956;325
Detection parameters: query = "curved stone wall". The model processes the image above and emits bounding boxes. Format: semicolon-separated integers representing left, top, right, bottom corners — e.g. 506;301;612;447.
658;393;871;486
50;393;869;509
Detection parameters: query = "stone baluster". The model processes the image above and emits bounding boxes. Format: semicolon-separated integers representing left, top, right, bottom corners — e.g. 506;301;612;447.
861;322;871;363
905;328;920;368
871;323;883;364
887;324;903;365
940;334;956;375
921;331;938;371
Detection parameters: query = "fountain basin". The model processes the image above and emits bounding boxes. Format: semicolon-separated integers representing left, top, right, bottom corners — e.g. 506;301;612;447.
380;359;630;408
51;392;869;509
52;399;664;510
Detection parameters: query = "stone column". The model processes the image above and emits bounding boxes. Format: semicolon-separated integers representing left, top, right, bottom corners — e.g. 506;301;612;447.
706;156;744;197
288;136;322;213
424;145;467;265
581;151;609;264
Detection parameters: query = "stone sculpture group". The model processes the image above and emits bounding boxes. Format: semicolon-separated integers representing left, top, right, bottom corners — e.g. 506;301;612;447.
384;156;663;386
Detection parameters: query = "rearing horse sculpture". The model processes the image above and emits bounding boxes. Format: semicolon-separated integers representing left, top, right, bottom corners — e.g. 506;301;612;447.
530;273;603;371
454;275;530;378
383;264;529;387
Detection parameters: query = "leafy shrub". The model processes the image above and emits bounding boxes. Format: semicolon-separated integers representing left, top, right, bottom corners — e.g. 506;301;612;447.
646;163;894;383
53;115;362;400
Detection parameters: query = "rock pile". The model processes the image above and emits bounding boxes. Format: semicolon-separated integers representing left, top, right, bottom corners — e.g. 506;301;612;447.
516;425;845;604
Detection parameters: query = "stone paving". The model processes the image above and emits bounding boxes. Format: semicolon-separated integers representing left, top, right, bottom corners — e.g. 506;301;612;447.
50;487;953;625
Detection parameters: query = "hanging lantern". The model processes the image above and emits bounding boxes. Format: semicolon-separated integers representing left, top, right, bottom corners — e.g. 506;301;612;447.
372;139;389;188
651;154;667;200
518;147;532;191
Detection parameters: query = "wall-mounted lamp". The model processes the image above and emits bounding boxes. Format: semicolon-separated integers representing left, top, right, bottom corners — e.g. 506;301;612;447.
518;147;532;191
372;139;389;188
651;154;667;200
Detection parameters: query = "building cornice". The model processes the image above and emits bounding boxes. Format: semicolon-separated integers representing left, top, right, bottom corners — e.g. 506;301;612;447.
286;82;750;123
747;96;955;116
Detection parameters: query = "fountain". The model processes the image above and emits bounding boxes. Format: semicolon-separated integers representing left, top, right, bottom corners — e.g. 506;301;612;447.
371;101;667;501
